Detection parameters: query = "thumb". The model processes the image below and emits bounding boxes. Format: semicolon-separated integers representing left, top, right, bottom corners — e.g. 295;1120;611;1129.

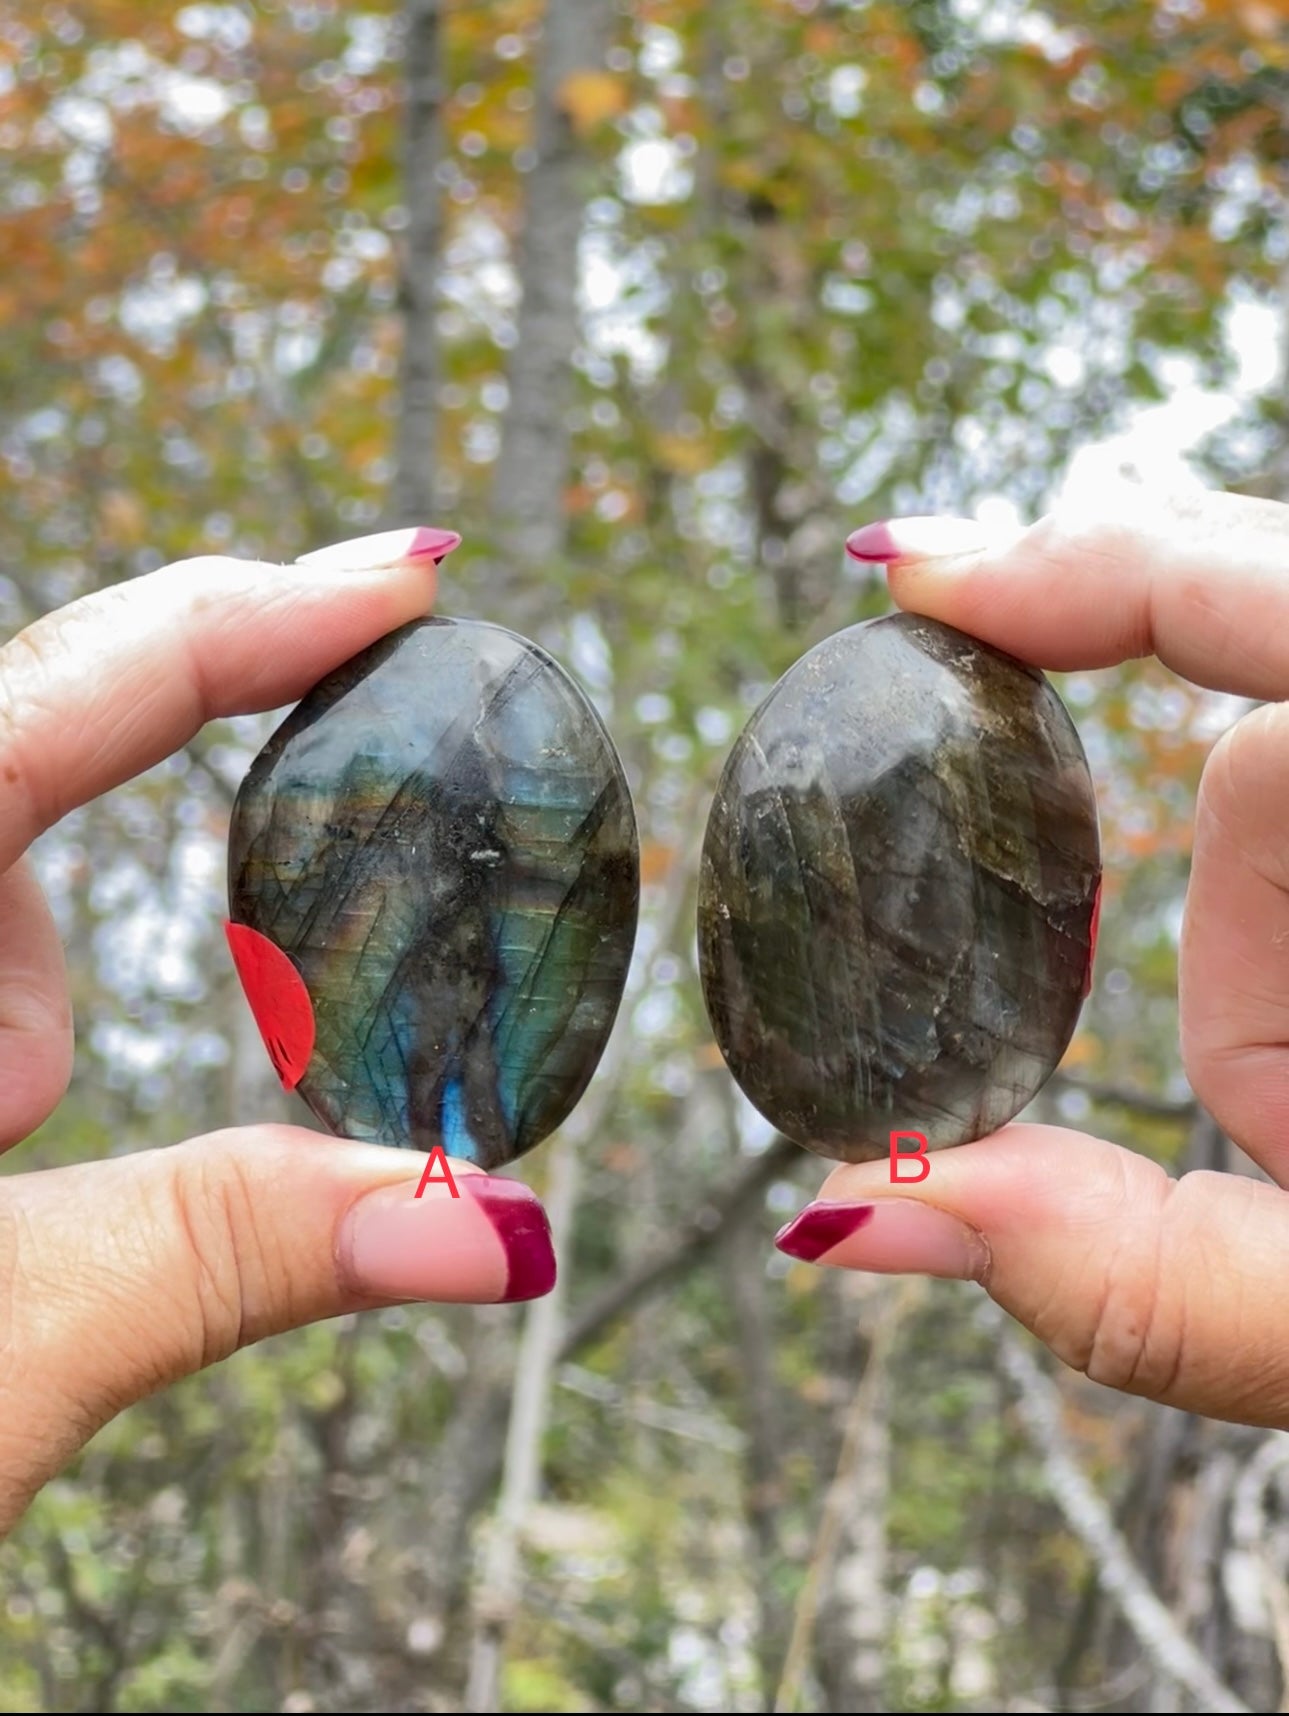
774;1125;1289;1427
0;1128;554;1532
844;486;1289;698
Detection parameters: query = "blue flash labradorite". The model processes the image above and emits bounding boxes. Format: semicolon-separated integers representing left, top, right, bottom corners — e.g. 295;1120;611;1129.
228;617;639;1169
697;613;1101;1164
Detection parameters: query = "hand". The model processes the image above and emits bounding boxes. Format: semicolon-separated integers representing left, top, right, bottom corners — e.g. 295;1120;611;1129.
775;487;1289;1427
0;530;555;1539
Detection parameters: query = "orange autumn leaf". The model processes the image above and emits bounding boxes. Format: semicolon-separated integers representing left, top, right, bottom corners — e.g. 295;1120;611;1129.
1235;0;1289;38
652;432;711;475
640;840;678;884
602;1142;642;1174
1060;1033;1101;1070
563;482;598;514
98;490;146;546
557;70;629;137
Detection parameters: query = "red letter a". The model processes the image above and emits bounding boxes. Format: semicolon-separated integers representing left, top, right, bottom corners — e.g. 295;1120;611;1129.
414;1146;461;1199
890;1131;931;1183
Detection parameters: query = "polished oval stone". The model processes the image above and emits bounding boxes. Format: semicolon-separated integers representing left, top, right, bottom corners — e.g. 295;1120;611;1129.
697;613;1100;1163
228;616;639;1169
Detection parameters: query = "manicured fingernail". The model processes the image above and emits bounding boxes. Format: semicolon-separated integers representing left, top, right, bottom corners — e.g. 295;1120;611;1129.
338;1170;554;1304
845;517;987;564
775;1201;875;1260
466;1176;558;1302
775;1198;988;1280
297;525;462;572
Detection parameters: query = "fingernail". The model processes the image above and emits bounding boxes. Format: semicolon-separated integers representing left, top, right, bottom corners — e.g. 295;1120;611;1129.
466;1176;558;1302
775;1198;988;1280
297;525;462;572
845;517;987;564
775;1201;875;1260
338;1171;555;1304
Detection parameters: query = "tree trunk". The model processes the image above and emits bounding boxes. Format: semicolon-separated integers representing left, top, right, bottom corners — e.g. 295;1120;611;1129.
390;0;445;526
719;1087;787;1709
460;10;611;1678
488;0;611;596
814;1276;896;1714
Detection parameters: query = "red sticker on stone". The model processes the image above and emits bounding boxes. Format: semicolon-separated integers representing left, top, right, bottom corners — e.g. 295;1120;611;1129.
1082;877;1103;999
224;922;315;1090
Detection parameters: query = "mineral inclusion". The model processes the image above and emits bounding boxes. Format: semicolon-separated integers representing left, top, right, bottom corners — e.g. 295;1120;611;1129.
697;612;1101;1163
228;616;639;1169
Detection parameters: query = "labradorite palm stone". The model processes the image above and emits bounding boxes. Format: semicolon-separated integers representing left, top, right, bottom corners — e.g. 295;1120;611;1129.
698;613;1100;1163
229;617;639;1169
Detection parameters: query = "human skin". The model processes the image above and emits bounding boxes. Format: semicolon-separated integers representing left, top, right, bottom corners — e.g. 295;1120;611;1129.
776;485;1289;1430
10;489;1289;1539
0;528;555;1539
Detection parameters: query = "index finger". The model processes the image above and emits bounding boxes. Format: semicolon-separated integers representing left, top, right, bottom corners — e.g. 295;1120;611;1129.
0;526;459;873
845;488;1289;695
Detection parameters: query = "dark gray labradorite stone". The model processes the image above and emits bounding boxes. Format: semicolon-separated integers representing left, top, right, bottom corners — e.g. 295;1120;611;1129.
229;616;639;1170
697;613;1101;1163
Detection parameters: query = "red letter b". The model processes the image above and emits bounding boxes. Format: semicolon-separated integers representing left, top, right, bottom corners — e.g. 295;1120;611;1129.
890;1131;930;1183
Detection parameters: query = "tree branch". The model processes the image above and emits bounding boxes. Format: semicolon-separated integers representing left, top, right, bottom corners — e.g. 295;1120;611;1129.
464;802;703;1709
464;1128;580;1712
1048;1071;1198;1122
558;1134;800;1363
993;1308;1251;1714
773;1281;922;1713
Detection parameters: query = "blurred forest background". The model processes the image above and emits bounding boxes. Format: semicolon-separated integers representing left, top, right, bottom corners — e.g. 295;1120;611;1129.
3;0;1289;1710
